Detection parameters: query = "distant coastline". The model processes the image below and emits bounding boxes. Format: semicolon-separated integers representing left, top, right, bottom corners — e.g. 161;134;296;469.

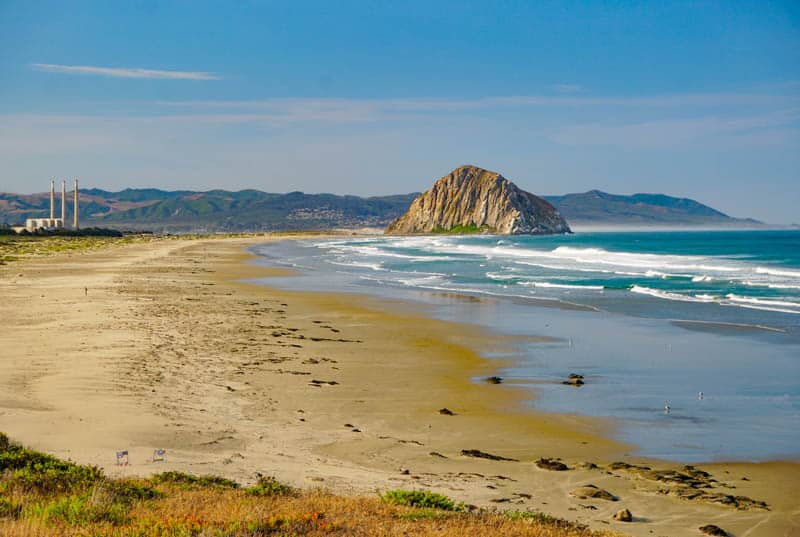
1;186;774;233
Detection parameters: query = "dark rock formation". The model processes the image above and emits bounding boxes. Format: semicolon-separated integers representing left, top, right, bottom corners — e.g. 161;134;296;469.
699;524;728;536
608;462;769;511
460;449;518;462
536;458;569;471
562;373;585;386
614;508;633;522
569;485;618;501
386;165;571;235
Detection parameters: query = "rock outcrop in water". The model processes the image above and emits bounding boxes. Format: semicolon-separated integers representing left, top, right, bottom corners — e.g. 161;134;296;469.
385;165;570;235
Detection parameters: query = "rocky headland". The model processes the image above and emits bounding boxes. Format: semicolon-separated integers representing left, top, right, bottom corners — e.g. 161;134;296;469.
385;165;571;235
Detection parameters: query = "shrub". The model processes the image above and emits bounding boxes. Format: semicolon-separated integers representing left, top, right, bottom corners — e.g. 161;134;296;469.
246;476;294;497
98;479;163;504
381;489;463;511
150;471;239;489
0;432;12;452
0;446;103;493
506;510;586;530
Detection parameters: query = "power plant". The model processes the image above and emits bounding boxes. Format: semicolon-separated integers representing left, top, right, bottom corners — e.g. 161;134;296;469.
22;179;80;232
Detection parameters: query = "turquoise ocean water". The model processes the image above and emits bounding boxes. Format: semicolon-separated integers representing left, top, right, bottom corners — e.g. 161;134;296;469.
253;230;800;462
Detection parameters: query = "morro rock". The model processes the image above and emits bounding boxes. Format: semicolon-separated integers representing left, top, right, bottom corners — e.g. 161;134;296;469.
385;165;570;235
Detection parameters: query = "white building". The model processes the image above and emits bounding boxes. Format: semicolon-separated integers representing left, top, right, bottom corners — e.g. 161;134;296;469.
19;179;78;233
25;217;64;232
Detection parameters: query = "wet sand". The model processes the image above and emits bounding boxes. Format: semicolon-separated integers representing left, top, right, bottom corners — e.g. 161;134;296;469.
1;236;798;537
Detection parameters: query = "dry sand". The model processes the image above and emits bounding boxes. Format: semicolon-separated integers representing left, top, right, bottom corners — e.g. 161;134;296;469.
1;236;798;537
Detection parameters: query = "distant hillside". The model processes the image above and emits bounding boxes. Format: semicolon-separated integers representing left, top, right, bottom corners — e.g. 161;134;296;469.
0;186;761;232
0;189;418;232
544;190;762;227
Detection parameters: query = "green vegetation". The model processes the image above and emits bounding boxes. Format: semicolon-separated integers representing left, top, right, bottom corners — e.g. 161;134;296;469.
0;189;419;233
0;234;155;264
544;190;754;225
0;433;102;493
0;432;617;536
149;471;239;490
430;223;494;234
397;508;452;521
381;489;464;511
247;475;295;497
506;510;583;529
0;432;161;527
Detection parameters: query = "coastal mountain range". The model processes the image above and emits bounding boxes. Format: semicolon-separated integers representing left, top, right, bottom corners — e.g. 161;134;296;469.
545;190;762;227
1;180;761;232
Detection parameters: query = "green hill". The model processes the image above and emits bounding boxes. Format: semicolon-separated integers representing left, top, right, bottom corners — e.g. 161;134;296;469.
0;186;761;232
544;190;761;227
0;189;419;232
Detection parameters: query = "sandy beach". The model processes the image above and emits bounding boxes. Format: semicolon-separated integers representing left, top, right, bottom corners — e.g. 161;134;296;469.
1;236;798;537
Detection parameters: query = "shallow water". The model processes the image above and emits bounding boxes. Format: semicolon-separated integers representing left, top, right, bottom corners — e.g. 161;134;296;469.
251;230;800;462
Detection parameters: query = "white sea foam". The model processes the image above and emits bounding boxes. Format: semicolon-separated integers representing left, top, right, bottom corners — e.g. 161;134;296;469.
628;287;800;313
446;243;743;275
743;280;800;290
486;272;517;281
722;303;800;315
328;260;385;271
630;285;710;303
694;294;718;301
520;281;605;290
397;275;445;286
313;237;800;315
347;245;433;261
513;260;618;274
725;294;800;309
756;266;800;278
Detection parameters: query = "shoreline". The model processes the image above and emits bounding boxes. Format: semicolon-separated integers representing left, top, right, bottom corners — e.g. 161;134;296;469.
1;235;798;536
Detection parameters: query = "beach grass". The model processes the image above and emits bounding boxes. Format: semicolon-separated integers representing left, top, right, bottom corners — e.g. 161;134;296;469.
0;433;620;536
0;230;346;265
0;234;157;264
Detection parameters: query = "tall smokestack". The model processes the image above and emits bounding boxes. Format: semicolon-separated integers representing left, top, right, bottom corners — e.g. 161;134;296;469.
50;180;55;220
73;178;79;230
61;180;66;223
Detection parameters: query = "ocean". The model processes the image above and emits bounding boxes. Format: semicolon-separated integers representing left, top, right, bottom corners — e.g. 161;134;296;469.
252;230;800;462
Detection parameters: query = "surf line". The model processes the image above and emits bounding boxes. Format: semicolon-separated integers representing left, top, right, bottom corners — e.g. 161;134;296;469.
668;318;787;333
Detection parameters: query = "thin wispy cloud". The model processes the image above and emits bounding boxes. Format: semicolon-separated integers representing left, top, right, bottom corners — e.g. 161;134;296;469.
31;63;220;80
156;90;799;119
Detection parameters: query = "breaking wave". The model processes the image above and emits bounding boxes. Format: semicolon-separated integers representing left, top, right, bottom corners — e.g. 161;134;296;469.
308;233;800;317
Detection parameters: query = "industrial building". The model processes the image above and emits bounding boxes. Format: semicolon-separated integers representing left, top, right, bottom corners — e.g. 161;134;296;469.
15;179;80;233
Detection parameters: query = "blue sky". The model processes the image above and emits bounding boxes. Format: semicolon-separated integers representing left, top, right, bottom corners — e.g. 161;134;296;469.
1;1;798;223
